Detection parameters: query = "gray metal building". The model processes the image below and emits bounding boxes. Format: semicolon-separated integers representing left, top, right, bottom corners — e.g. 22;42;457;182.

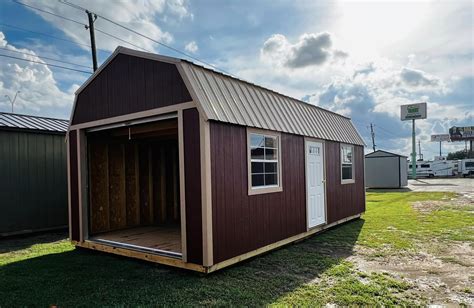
0;112;69;236
365;150;408;188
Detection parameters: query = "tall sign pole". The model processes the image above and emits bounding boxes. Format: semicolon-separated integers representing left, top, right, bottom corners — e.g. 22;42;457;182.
430;134;450;158
401;102;427;180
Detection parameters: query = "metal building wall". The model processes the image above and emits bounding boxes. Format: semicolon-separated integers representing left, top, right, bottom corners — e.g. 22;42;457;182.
365;156;401;188
0;129;68;235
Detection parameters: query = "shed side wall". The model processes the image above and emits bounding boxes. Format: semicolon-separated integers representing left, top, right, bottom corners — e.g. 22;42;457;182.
326;142;365;223
210;121;306;263
0;130;68;235
68;130;80;241
183;108;203;264
365;157;399;188
72;54;192;125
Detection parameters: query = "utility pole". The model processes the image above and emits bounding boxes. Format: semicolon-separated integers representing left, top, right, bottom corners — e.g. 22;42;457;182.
86;10;98;71
4;91;20;113
418;139;423;161
370;123;376;152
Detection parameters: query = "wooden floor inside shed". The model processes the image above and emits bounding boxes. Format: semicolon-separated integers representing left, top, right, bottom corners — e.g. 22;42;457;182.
91;225;181;254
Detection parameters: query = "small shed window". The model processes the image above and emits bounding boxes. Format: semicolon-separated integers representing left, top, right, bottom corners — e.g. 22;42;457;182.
248;129;282;195
341;144;354;184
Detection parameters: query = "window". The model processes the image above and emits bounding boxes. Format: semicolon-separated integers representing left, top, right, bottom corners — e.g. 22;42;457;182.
420;164;430;168
248;130;282;195
341;144;354;184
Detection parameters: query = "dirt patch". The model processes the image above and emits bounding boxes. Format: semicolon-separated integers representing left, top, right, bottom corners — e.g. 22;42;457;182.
348;242;474;305
412;192;474;213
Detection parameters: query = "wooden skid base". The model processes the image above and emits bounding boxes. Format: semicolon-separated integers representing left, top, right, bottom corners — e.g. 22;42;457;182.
73;214;361;273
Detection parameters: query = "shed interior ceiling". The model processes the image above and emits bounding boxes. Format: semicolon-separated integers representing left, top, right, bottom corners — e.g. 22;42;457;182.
87;119;181;256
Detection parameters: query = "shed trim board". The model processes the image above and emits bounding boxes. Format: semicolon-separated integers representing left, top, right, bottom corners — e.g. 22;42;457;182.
74;213;360;273
69;101;195;131
67;46;366;272
200;114;213;266
304;137;327;230
246;127;283;196
177;109;187;262
67;132;72;240
72;106;191;259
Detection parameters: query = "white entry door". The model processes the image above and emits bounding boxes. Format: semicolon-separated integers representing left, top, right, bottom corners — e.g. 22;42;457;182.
306;141;326;229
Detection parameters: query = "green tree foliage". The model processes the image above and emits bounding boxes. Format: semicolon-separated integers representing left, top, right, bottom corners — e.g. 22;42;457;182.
447;150;468;160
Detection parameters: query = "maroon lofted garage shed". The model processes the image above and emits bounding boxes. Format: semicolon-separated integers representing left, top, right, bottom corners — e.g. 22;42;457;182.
67;46;365;272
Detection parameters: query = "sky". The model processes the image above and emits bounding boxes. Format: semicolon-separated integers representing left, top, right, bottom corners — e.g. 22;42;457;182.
0;0;472;159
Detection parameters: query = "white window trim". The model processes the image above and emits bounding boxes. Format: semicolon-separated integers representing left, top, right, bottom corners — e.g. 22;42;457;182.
247;128;283;195
341;143;355;184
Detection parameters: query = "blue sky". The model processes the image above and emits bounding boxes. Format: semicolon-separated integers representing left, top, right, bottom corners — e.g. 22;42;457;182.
0;0;472;159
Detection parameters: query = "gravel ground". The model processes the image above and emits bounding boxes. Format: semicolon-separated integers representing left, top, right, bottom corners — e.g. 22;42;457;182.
408;178;473;194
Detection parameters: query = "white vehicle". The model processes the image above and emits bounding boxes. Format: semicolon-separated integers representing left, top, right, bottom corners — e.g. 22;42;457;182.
460;159;474;177
408;160;455;178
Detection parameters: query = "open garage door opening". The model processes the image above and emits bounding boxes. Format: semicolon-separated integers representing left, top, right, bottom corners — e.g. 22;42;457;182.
86;117;182;258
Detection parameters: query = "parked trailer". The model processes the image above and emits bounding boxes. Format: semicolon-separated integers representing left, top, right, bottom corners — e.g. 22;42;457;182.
408;160;455;178
461;159;474;177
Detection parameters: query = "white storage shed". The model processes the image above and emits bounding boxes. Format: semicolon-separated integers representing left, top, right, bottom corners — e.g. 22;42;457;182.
365;150;408;188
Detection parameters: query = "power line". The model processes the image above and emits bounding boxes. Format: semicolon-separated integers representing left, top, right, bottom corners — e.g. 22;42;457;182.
0;47;92;69
13;0;86;26
374;124;400;138
0;22;93;49
0;54;92;74
59;0;235;76
95;28;151;53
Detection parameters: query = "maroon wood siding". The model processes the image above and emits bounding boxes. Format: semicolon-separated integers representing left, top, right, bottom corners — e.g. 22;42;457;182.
183;108;203;264
210;122;306;263
72;54;192;125
325;142;365;223
68;130;80;241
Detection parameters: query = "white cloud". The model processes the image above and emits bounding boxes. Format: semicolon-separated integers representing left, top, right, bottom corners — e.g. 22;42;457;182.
261;32;348;69
21;0;193;53
0;32;78;118
184;41;198;53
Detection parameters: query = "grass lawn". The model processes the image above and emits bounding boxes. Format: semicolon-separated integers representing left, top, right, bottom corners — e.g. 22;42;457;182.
1;191;472;306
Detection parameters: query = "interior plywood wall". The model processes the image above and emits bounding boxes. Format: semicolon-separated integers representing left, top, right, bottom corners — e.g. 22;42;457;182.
88;138;179;235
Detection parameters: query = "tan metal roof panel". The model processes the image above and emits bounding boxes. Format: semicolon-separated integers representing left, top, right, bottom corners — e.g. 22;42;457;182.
180;60;364;145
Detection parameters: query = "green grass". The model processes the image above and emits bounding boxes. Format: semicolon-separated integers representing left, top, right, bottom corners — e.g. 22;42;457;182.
1;191;472;306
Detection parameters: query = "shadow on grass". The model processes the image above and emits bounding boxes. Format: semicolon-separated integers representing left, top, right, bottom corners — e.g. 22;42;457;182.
0;219;364;306
366;188;412;193
0;231;68;254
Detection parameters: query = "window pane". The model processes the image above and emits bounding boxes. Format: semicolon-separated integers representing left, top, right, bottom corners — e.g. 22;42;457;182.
252;174;264;187
341;146;353;164
251;162;264;173
265;136;277;148
265;148;277;160
265;173;278;186
250;134;264;148
342;165;352;180
264;162;277;173
251;147;264;160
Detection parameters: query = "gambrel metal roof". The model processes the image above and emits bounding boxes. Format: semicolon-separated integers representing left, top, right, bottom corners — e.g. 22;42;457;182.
179;61;365;145
0;112;68;133
72;47;365;145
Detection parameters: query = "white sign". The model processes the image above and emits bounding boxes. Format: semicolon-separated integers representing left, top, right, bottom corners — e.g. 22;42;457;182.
401;102;427;121
431;134;450;142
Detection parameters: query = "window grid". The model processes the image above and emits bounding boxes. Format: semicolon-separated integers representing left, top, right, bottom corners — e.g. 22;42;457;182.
250;133;279;188
341;144;354;182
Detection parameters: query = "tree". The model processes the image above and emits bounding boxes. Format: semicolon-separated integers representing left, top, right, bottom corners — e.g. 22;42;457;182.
447;150;468;160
